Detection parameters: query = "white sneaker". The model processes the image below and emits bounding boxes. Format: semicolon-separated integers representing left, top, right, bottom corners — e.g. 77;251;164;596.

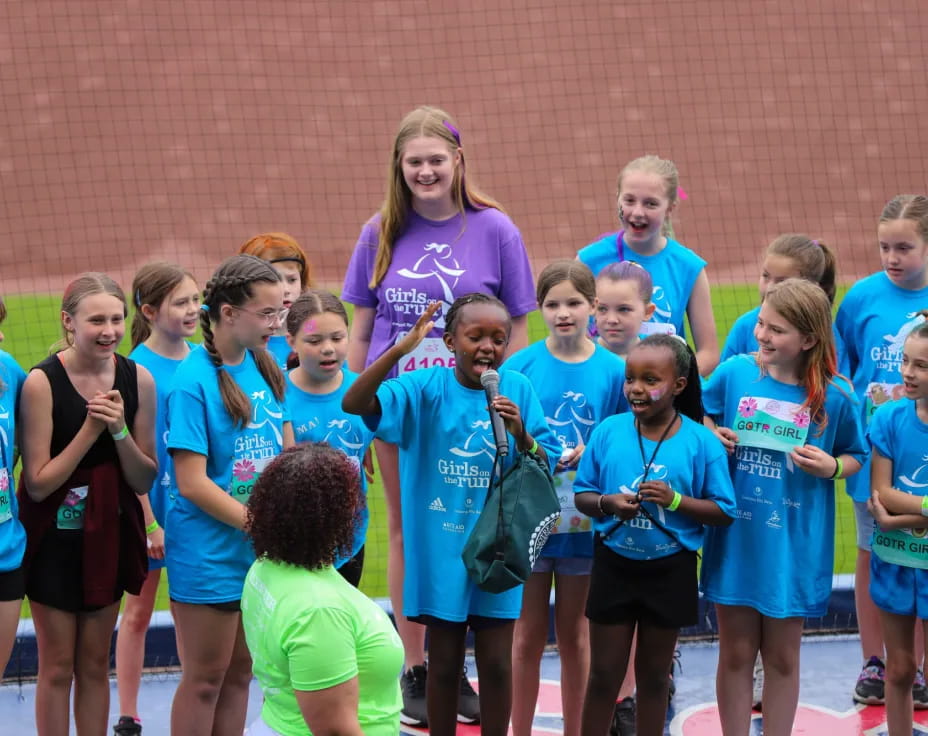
752;652;764;711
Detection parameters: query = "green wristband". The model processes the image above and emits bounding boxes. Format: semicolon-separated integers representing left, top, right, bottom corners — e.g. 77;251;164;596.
831;456;843;480
667;491;682;512
921;495;928;518
145;520;160;534
528;438;539;455
111;425;129;441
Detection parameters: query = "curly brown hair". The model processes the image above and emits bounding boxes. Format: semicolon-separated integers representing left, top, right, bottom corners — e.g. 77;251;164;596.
246;444;361;570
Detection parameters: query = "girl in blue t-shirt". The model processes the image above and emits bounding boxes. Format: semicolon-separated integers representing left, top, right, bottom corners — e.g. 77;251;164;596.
574;334;736;736
504;260;625;736
284;289;374;587
594;260;656;361
0;296;27;679
343;293;560;736
836;194;928;704
866;315;928;734
112;261;200;734
702;278;867;736
577;154;719;375
238;232;313;370
165;255;293;736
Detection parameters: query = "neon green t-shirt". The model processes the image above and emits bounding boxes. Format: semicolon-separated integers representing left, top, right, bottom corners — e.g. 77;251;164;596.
242;559;403;736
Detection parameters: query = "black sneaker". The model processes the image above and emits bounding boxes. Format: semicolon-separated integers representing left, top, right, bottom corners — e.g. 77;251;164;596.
914;668;928;710
113;716;142;735
853;656;886;705
610;696;636;736
400;664;428;726
457;666;480;724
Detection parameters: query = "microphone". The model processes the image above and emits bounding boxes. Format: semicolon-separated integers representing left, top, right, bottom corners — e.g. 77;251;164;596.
479;369;509;457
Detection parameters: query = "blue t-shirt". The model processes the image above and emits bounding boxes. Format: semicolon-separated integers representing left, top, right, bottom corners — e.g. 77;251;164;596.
868;399;928;597
127;344;186;547
287;369;374;567
267;335;292;372
366;367;560;621
165;346;289;603
574;413;736;560
504;341;626;558
0;350;26;572
700;354;867;617
835;271;928;501
721;305;851;378
578;232;706;338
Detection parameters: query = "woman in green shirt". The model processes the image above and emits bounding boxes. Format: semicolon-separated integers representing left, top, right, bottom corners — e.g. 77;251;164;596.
242;444;403;735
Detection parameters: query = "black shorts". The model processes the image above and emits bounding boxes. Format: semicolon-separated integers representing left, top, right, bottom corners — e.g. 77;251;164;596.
0;566;25;602
25;528;121;613
337;545;365;589
586;537;698;629
170;598;242;613
407;613;514;631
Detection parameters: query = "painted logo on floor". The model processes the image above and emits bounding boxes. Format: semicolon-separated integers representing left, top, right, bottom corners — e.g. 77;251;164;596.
671;703;928;735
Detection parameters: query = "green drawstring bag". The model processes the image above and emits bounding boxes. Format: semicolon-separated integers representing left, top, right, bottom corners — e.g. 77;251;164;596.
461;450;561;594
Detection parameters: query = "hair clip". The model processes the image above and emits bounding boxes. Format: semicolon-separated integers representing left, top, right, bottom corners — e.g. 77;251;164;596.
200;304;210;312
443;120;461;145
811;238;820;247
677;186;688;201
134;289;141;308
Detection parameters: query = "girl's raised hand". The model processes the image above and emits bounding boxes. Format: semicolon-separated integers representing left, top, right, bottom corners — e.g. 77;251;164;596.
395;302;442;356
713;426;739;455
637;480;675;507
490;395;524;441
789;444;838;478
87;389;127;435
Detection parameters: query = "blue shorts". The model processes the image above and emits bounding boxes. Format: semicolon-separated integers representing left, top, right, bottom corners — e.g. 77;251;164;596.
870;553;928;618
855;500;876;552
531;555;593;576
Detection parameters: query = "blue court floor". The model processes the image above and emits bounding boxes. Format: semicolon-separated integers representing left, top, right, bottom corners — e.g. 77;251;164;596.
1;635;921;735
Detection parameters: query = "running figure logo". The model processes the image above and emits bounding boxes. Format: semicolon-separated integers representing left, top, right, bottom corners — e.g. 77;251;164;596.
396;241;464;329
547;391;595;449
449;419;496;461
249;389;284;445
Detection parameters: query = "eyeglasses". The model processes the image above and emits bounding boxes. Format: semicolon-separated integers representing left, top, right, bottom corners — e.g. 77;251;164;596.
234;306;288;326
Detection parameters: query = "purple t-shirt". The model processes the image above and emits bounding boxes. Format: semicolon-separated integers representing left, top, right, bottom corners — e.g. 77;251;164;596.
342;207;536;374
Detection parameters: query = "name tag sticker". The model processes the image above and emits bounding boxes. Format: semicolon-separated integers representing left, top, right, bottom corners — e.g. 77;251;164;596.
734;396;810;454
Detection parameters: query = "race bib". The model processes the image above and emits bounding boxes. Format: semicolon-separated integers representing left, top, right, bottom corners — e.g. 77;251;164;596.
733;396;810;453
0;468;11;524
551;471;592;535
872;527;928;570
229;455;272;505
639;321;677;337
865;382;904;422
398;336;455;374
57;485;89;530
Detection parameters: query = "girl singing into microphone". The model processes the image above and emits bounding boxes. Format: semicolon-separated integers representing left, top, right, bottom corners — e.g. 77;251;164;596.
343;293;559;736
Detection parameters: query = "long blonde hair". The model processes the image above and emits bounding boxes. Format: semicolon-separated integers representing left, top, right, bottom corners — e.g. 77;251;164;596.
370;106;504;288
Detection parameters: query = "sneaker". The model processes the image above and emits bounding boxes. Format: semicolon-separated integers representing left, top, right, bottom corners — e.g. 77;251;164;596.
914;669;928;710
752;652;764;711
853;656;886;705
457;666;481;724
113;716;142;735
610;696;636;736
400;664;429;726
668;647;681;703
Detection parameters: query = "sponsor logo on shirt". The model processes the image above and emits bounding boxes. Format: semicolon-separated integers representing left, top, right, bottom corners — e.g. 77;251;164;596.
429;497;446;512
766;510;782;529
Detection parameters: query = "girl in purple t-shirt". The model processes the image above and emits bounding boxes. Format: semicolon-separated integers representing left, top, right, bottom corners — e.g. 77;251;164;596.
341;105;536;727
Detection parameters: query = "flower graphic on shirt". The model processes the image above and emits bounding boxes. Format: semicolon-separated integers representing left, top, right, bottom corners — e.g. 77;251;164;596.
233;458;256;483
0;472;7;492
792;410;810;429
738;397;758;418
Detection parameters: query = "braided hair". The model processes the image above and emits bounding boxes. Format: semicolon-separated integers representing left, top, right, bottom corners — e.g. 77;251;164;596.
634;334;704;423
200;255;285;427
442;292;511;337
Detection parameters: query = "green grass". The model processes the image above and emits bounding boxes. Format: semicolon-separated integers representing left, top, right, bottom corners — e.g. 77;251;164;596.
3;284;859;618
